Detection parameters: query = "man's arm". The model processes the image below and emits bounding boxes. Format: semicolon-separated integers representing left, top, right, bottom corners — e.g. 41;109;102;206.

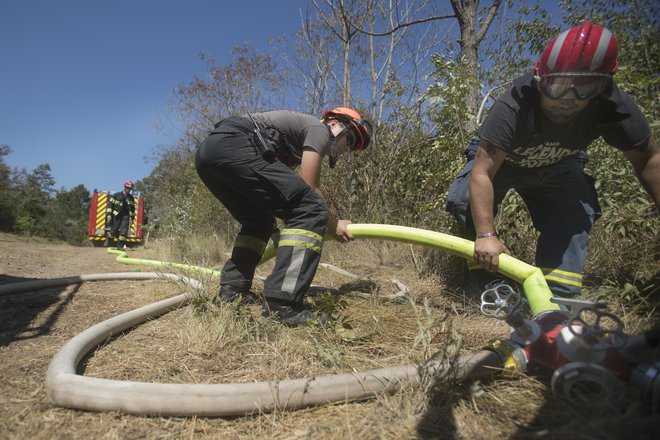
623;136;660;211
106;194;116;225
299;148;352;242
469;139;509;272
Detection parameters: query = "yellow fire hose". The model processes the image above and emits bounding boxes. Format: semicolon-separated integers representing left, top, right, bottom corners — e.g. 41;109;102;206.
109;223;558;316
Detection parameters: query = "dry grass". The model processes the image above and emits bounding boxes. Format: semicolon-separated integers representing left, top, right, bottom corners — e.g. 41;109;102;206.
0;234;658;439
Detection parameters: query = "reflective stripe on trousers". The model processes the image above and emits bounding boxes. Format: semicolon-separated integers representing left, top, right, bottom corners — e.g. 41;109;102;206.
263;228;324;304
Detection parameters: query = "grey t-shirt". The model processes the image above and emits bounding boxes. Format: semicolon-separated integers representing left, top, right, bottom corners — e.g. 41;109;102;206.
250;110;332;167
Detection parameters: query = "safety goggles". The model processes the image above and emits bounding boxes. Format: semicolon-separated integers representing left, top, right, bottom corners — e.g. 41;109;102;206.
536;75;610;100
336;118;372;151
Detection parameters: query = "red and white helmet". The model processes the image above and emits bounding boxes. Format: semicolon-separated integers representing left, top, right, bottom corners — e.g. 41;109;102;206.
123;181;134;189
536;21;619;77
534;22;618;100
322;107;372;151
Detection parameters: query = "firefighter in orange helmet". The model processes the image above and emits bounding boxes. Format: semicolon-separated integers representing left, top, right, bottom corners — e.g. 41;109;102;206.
106;181;137;251
445;22;659;298
195;107;372;326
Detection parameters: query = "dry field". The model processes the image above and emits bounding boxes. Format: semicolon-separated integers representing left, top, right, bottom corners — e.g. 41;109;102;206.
0;232;657;439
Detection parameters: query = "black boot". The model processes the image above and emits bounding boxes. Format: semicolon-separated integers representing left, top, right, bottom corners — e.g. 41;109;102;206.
220;285;260;304
262;299;326;327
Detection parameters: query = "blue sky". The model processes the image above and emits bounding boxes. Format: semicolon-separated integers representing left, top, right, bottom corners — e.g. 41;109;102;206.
1;0;309;193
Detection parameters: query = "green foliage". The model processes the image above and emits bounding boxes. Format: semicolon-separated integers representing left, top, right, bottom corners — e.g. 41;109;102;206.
427;52;480;141
44;185;92;244
13;164;54;237
583;274;659;308
142;143;238;250
483;1;558;86
323;114;458;231
587;141;658;240
0;146;18;231
307;291;349;327
145;45;284;245
0;195;18;232
0;145;91;243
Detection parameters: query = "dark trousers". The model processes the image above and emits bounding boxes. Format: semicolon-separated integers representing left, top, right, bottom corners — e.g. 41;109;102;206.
446;137;601;297
110;215;131;248
195;117;328;305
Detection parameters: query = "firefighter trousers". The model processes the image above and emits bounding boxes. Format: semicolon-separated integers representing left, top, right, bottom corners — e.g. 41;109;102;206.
195;117;328;306
110;215;131;248
445;137;601;297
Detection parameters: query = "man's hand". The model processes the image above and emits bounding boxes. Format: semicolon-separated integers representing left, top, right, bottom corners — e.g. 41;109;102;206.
474;236;510;272
332;219;354;243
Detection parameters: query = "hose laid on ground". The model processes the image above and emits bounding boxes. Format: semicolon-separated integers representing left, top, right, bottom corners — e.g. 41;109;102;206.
32;271;501;416
0;272;197;297
47;289;501;416
5;223;552;416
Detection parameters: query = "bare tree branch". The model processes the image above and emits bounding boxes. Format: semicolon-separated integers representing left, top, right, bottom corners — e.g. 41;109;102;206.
476;0;501;43
346;13;456;37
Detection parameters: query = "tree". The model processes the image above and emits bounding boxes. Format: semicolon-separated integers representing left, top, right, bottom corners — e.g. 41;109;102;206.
288;6;343;115
449;0;501;129
168;45;284;150
43;185;91;244
149;45;287;240
305;0;447;125
0;145;18;231
13;164;55;238
340;0;503;128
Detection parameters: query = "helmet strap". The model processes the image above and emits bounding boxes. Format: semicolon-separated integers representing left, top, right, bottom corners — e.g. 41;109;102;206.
328;136;338;168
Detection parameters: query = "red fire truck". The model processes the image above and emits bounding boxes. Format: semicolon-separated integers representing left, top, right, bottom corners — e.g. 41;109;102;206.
87;189;146;247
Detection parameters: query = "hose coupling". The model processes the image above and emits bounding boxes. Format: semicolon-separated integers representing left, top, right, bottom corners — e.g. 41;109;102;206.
483;338;528;376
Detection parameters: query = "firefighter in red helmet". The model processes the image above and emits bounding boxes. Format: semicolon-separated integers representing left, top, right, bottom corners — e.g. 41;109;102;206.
195;107;372;326
446;22;660;298
106;181;136;251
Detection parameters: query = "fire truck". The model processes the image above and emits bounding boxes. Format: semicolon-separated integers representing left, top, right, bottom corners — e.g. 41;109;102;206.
87;189;146;247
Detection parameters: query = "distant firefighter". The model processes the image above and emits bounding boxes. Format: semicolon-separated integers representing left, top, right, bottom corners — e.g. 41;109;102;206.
106;181;136;250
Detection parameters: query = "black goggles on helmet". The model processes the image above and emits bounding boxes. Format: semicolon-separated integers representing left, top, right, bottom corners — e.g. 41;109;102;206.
351;118;372;151
535;74;610;100
337;118;372;151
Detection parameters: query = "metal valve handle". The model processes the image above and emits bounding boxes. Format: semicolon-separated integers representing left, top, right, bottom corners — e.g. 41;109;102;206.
480;283;521;319
568;307;627;349
550;296;607;314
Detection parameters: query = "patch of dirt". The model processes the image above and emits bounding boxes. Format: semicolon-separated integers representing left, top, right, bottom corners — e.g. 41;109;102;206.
0;237;190;439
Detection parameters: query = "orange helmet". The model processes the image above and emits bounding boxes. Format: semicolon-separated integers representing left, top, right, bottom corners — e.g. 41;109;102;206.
322;107;372;151
124;181;134;189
